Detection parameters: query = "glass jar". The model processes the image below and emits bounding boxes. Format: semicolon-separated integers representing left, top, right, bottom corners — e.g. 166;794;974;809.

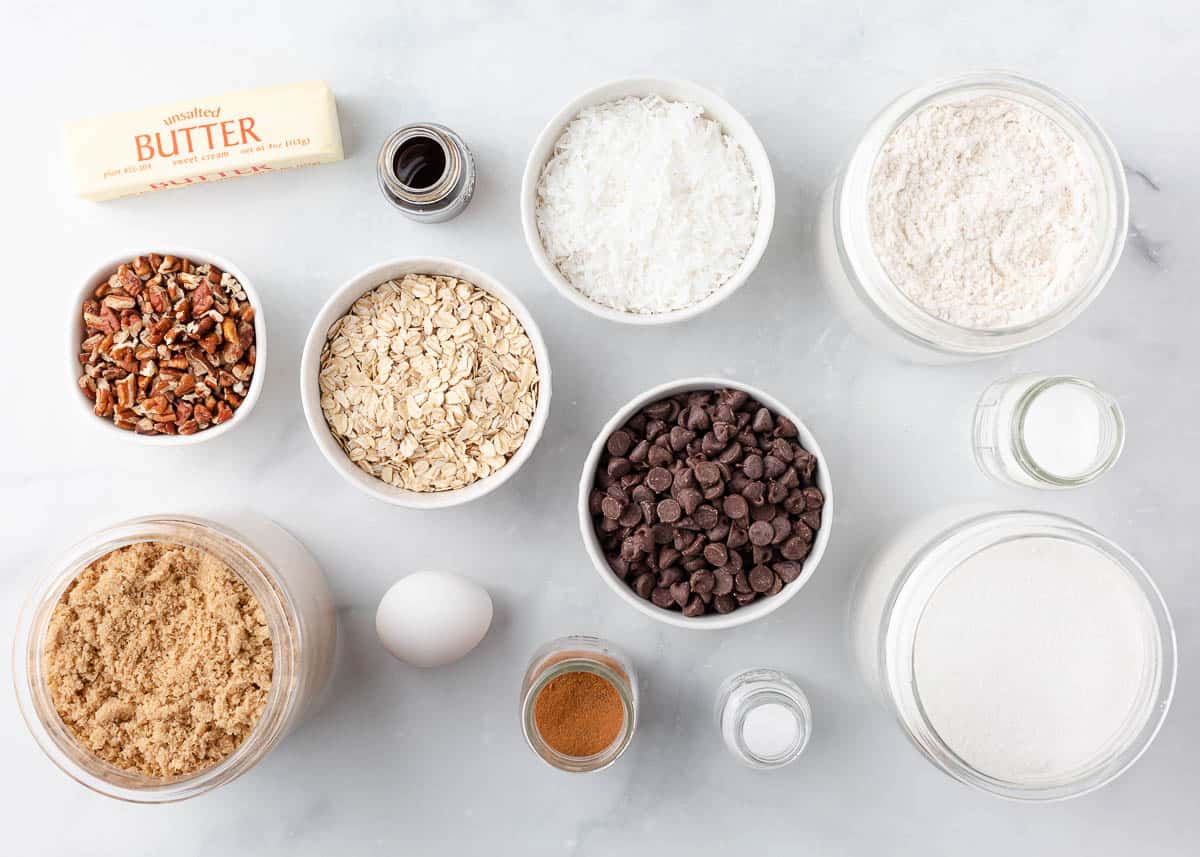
520;635;638;773
817;71;1129;363
715;668;812;769
377;123;476;223
973;374;1125;488
13;512;337;803
849;507;1176;801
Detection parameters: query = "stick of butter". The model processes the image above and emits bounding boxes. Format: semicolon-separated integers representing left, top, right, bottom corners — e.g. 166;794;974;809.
63;80;344;201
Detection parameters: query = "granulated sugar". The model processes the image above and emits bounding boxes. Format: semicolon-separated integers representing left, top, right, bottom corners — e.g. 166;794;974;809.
868;95;1100;329
913;536;1153;783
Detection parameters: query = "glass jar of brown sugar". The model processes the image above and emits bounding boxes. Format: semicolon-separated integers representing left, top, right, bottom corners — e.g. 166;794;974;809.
520;636;638;772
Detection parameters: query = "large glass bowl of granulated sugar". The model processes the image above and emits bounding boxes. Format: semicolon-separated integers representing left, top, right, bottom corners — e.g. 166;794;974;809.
850;507;1176;801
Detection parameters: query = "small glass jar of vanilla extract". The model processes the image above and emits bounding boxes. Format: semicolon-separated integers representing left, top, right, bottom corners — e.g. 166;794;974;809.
377;123;476;223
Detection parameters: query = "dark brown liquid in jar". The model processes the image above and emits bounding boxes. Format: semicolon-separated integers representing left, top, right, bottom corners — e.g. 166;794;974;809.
393;137;446;190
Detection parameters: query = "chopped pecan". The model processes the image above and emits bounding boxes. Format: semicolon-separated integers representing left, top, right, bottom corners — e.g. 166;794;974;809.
77;254;255;435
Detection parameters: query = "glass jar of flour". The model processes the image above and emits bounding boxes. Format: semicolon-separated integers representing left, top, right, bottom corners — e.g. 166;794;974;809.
849;507;1176;800
816;71;1129;363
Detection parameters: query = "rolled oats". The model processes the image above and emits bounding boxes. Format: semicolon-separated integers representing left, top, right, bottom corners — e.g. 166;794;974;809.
319;274;540;492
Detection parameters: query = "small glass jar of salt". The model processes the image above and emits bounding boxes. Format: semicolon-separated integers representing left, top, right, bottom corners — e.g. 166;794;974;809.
972;374;1125;489
715;669;811;769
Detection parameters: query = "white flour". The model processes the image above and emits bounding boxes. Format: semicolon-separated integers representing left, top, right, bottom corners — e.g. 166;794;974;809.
913;537;1153;783
868;95;1099;329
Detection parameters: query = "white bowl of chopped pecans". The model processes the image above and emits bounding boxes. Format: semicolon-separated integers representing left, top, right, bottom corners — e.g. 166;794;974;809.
300;257;551;509
70;250;265;445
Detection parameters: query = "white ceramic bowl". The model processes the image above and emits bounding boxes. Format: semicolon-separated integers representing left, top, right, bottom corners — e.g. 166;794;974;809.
579;378;833;629
521;77;777;325
300;257;552;509
68;249;266;446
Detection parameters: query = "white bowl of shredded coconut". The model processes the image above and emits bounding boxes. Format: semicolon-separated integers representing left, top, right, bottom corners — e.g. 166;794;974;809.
522;78;775;324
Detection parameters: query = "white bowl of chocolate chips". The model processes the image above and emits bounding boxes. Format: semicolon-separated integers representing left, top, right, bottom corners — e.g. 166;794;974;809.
579;378;833;630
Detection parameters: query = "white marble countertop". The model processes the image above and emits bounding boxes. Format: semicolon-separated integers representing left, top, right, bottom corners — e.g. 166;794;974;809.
1;1;1196;854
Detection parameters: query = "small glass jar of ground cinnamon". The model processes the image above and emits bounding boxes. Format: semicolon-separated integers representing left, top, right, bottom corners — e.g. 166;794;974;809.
520;636;638;772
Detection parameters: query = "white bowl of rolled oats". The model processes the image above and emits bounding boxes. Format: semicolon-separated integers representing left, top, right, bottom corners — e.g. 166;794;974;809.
301;258;551;508
70;250;265;444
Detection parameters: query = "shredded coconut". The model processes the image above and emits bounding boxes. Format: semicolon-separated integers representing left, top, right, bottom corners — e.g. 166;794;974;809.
868;95;1100;330
535;95;758;314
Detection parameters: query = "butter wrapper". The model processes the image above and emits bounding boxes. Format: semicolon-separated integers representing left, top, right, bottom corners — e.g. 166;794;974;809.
63;80;344;201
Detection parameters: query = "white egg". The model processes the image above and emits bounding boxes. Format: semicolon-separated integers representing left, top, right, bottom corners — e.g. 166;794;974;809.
375;571;493;667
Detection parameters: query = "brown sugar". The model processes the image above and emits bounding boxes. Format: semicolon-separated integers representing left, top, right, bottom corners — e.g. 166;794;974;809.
533;670;624;757
42;541;273;778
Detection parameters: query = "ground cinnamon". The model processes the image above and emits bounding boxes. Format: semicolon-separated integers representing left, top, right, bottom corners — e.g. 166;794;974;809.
533;670;624;757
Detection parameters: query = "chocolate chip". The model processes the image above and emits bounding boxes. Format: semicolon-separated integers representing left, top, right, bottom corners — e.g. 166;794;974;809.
774;415;798;438
703;542;728;567
707;522;730;543
682;595;705;617
686;407;711;431
750;502;777;523
651;587;675;609
693;460;721;487
751;545;774;566
780;536;811;561
727;525;749;549
751;407;774;433
695;504;719;530
634;572;655;598
618;503;642;528
748;521;774;546
713;569;734;596
659;547;681;568
645;467;673;493
741;480;766;506
607;430;633;457
669;426;695;451
647;444;673;467
793;521;814;543
773;561;802;583
803;487;825;510
735;591;757;605
800;510;821;530
690;569;715;594
734;571;752;594
600;496;623;520
629;439;650;462
677;487;703;516
658;566;684;587
763;454;787;479
713;593;737;614
670;581;692;607
749;565;774;592
606;457;631;479
723;494;749;520
742;453;764;480
657;498;681;523
718;442;743;465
